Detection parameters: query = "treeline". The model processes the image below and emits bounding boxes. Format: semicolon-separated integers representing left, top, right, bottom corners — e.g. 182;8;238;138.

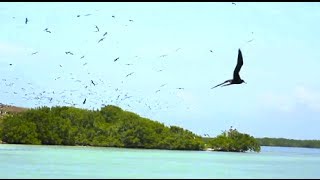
0;105;205;150
205;128;261;152
256;137;320;148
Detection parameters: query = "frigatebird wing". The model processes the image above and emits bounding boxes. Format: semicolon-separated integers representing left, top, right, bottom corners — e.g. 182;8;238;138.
233;49;243;81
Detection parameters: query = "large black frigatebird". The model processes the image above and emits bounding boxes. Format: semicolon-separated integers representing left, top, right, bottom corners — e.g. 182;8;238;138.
211;49;246;89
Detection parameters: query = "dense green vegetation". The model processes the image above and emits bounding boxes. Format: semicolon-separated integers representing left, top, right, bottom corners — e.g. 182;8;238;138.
0;105;265;152
0;105;205;150
205;128;261;152
256;137;320;148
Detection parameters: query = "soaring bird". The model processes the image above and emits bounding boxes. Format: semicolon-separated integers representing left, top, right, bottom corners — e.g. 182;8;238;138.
114;57;119;62
91;80;96;86
211;49;246;89
80;56;85;59
98;37;105;43
83;98;86;104
31;51;38;55
44;28;51;33
126;72;134;77
95;25;99;32
25;18;28;24
112;15;115;18
103;32;108;36
65;51;74;55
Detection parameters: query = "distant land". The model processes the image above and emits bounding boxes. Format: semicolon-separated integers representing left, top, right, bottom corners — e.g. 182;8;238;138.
1;103;320;149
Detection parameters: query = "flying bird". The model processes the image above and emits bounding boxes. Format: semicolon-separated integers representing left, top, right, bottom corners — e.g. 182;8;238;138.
25;18;28;24
83;63;87;66
177;88;184;90
112;15;115;18
91;80;96;86
247;39;254;43
65;51;74;55
80;56;85;59
126;72;134;77
129;19;134;22
103;32;108;36
31;51;38;55
114;57;119;62
232;2;236;5
98;37;105;43
84;14;92;16
210;50;213;53
95;25;99;32
159;54;167;58
211;49;246;89
44;28;51;33
83;98;86;104
77;15;80;17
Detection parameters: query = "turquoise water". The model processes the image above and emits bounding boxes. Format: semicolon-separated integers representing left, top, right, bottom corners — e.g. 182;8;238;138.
0;144;319;178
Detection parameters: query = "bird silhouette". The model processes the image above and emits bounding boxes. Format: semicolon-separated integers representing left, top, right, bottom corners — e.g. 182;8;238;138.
31;52;38;55
95;25;99;32
44;28;51;33
103;32;108;36
211;49;246;89
98;37;105;43
65;51;73;55
91;80;96;86
83;98;86;104
80;56;85;59
65;51;74;55
25;18;28;24
232;2;236;5
112;15;115;18
126;72;134;77
114;57;119;62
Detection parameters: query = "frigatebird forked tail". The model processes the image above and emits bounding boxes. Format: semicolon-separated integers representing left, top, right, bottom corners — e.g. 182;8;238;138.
211;79;232;89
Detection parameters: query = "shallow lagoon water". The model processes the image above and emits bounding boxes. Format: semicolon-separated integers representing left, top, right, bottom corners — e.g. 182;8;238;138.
0;144;319;178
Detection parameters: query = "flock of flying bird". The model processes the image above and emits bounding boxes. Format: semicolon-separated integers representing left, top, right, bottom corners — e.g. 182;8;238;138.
2;4;250;137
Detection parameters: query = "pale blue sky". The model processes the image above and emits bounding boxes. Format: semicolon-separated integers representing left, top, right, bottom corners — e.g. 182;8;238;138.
1;2;320;140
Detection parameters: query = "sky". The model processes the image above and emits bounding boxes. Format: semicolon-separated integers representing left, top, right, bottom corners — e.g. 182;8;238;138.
1;2;320;140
